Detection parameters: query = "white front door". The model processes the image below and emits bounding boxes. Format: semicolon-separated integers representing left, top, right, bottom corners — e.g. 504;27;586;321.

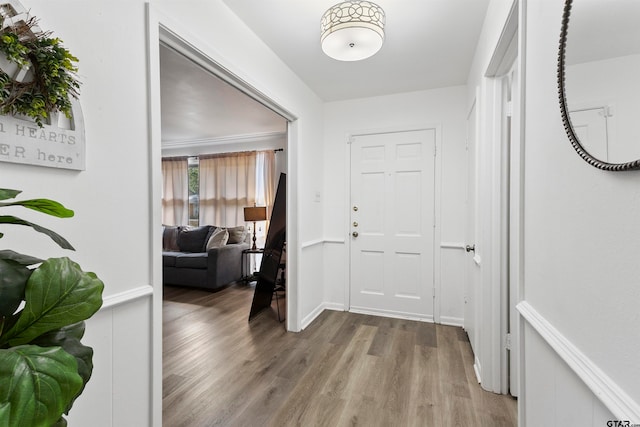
349;130;435;320
464;101;480;358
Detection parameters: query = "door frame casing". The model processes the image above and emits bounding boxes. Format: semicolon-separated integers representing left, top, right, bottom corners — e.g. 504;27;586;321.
147;6;300;426
478;0;525;397
464;90;482;382
344;124;443;323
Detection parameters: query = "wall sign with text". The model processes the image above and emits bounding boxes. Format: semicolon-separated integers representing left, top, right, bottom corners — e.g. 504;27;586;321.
0;0;85;171
0;101;86;171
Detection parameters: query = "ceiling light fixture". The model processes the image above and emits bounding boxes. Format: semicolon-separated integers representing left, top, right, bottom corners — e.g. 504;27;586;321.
321;1;386;62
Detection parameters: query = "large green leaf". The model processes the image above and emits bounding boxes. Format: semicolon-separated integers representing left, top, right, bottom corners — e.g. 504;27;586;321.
0;258;103;347
0;259;31;317
0;345;82;427
0;189;20;201
0;199;74;218
31;322;93;414
0;216;75;250
0;251;42;266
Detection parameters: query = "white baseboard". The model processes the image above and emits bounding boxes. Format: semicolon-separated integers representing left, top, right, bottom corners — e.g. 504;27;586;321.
349;306;435;323
300;302;326;330
473;356;482;383
517;300;640;422
323;302;346;312
440;316;464;327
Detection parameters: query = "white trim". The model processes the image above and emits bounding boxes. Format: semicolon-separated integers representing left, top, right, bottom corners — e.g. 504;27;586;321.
440;316;464;327
440;242;466;250
518;301;640;422
474;356;483;383
324;237;346;244
301;238;346;248
300;302;326;330
101;286;154;310
349;307;435;323
323;302;346;312
161;131;286;149
301;238;324;249
146;6;164;426
517;0;527;419
473;254;482;266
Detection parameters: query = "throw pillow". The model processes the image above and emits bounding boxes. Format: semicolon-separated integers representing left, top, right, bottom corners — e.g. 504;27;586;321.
177;225;211;252
226;225;247;244
206;228;229;250
162;225;181;251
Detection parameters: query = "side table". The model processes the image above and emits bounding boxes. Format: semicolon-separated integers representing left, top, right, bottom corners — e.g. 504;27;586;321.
241;248;263;283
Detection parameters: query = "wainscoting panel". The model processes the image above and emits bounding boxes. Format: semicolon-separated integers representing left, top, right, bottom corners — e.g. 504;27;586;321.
519;301;637;425
66;290;153;427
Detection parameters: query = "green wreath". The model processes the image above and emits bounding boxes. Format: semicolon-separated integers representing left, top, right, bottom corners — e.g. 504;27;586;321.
0;17;80;128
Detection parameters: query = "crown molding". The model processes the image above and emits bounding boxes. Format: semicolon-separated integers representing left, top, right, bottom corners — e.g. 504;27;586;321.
161;131;286;149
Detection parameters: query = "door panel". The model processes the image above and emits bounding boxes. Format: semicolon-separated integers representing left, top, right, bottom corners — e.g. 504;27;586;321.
350;130;435;319
465;101;479;356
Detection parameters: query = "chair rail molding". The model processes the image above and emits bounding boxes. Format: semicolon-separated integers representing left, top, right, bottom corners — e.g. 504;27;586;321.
517;300;640;421
101;285;154;310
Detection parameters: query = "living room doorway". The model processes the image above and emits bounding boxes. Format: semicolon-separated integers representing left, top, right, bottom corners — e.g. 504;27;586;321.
148;16;299;424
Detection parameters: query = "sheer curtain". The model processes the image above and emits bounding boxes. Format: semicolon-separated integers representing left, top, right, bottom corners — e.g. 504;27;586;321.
161;157;188;225
199;151;257;227
255;150;277;245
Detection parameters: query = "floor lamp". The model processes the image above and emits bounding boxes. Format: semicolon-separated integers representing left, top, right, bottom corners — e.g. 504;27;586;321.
243;206;267;250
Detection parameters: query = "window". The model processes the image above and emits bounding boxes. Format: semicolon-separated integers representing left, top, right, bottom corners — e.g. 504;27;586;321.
187;157;199;226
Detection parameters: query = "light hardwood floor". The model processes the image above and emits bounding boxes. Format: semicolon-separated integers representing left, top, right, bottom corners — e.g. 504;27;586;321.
163;283;517;426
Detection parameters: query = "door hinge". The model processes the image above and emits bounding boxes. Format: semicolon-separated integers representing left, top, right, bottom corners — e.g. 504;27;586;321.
505;333;512;350
432;288;436;298
433;144;437;157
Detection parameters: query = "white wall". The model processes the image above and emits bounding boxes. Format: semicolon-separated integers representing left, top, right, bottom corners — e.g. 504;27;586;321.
522;0;639;423
322;86;468;325
0;1;153;425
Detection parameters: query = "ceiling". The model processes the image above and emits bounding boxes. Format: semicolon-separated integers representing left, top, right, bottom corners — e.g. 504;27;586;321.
160;45;287;146
160;0;490;146
222;0;490;101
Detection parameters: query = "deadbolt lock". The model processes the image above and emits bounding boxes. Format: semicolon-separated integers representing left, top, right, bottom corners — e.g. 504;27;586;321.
353;221;358;227
353;206;358;211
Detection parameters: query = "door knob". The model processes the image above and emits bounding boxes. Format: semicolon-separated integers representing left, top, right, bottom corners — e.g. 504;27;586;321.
465;244;475;253
352;231;359;238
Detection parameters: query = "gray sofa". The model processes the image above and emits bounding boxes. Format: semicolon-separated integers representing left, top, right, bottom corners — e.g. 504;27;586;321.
162;225;249;291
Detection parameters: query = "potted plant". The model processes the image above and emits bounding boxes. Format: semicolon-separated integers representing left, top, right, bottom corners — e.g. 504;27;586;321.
0;188;103;427
0;14;80;127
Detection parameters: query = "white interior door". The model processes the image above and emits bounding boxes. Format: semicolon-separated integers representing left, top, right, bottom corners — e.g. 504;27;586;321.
464;101;480;358
349;130;435;320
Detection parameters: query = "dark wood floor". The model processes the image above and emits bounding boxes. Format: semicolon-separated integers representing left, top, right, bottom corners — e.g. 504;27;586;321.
163;283;517;426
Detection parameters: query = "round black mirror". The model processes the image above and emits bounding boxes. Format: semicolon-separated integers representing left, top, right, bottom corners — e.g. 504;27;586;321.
558;0;640;171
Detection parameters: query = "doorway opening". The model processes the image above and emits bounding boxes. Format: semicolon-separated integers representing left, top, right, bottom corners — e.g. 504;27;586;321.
147;13;300;425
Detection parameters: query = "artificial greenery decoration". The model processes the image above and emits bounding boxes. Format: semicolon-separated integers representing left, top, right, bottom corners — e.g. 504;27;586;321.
0;16;80;127
0;188;103;427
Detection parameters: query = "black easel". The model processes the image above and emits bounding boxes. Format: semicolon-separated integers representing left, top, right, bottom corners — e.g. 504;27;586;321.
248;173;286;321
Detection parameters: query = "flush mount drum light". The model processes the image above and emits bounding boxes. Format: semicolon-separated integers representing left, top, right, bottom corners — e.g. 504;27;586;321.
321;1;386;61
